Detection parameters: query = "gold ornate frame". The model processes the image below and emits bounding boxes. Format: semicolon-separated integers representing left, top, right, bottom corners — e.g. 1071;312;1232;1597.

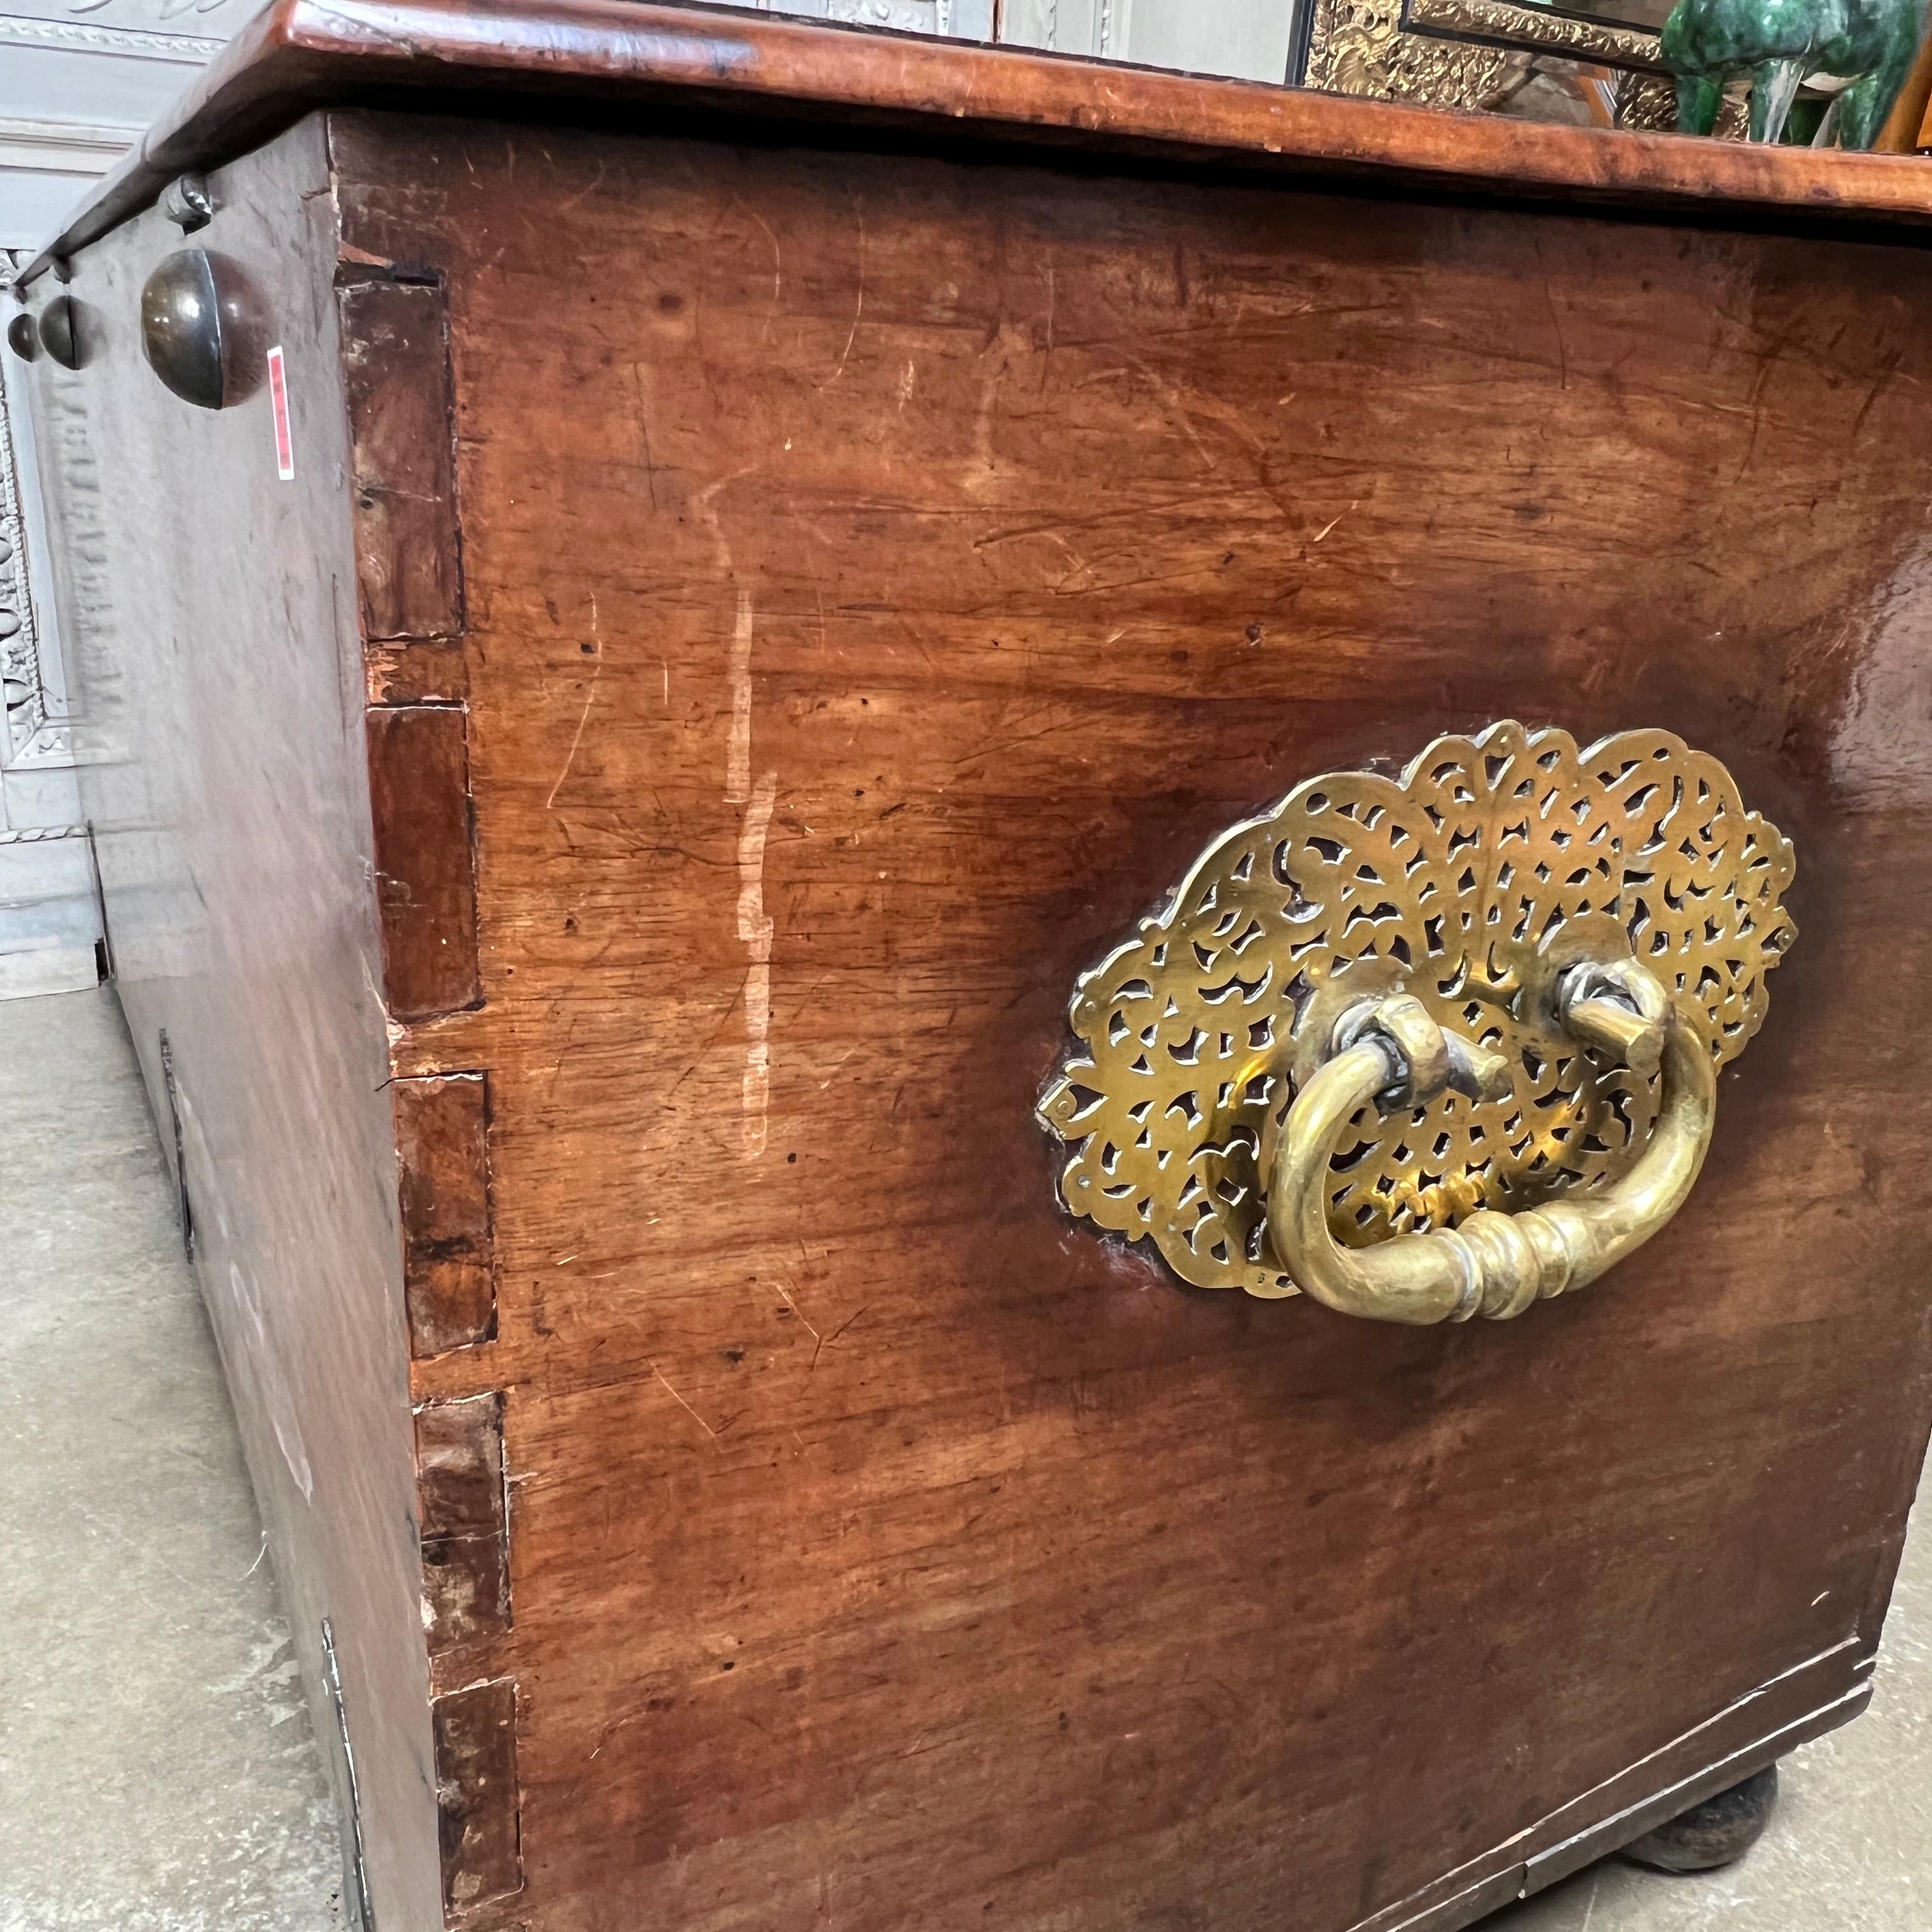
1298;0;1694;127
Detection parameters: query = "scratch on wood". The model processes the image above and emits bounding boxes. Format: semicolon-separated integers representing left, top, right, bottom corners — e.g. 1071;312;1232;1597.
724;582;776;1156
647;1359;718;1440
817;1305;868;1367
818;199;866;390
741;200;783;341
548;599;602;809
776;1280;822;1361
1040;258;1055;393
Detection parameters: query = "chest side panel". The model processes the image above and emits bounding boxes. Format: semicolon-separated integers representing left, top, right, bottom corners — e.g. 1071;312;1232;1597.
22;118;443;1930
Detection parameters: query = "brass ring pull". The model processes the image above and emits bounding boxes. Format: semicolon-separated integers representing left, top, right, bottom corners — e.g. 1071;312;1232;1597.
1039;724;1794;1312
1266;960;1717;1326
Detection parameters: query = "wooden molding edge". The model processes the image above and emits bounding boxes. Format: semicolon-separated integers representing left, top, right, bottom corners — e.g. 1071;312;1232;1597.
22;0;1932;286
1347;1639;1874;1931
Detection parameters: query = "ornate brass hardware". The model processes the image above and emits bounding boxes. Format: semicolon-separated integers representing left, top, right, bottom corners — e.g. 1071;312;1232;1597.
140;250;266;411
1038;721;1795;1323
1269;964;1713;1322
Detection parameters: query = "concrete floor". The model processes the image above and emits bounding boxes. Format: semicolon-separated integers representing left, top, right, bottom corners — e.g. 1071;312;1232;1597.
0;988;344;1932
0;985;1925;1930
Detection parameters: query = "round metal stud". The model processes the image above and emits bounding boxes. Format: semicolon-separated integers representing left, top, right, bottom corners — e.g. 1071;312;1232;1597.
6;312;37;362
139;248;264;410
38;294;82;370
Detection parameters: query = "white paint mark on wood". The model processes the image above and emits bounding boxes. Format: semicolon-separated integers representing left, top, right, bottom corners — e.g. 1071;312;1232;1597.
724;585;776;1153
737;771;778;1158
726;590;755;806
230;1260;314;1502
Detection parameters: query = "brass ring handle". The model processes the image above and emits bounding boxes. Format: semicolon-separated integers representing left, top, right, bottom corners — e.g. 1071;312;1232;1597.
1265;962;1717;1326
1038;724;1793;1306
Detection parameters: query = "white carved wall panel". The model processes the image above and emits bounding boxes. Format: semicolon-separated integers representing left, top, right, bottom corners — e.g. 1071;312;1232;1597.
0;0;247;995
0;0;233;249
999;0;1302;82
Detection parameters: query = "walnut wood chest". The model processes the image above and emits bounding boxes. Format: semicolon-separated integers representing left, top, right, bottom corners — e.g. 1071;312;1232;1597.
15;6;1932;1928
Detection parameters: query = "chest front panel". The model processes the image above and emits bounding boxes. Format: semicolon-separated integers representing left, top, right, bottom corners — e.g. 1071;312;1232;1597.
341;116;1932;1932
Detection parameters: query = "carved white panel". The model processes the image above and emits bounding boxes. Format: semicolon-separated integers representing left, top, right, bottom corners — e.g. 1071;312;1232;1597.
0;0;185;990
999;0;1301;80
0;303;66;767
0;115;141;241
0;335;93;992
0;0;249;241
739;0;997;36
0;0;240;29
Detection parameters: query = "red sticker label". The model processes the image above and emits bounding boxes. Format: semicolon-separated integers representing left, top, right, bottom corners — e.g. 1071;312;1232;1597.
266;344;294;480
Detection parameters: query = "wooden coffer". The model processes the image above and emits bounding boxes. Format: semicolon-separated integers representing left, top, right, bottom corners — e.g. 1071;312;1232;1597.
19;4;1932;1929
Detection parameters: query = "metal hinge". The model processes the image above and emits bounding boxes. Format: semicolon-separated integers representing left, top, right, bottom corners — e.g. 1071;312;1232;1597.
321;1618;377;1932
157;1029;192;1261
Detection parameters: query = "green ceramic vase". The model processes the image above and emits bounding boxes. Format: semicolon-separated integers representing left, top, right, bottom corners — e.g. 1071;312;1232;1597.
1660;0;1929;144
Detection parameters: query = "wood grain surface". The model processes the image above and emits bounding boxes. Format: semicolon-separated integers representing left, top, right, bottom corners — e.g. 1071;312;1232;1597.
327;105;1932;1931
19;120;444;1932
433;1676;525;1915
341;274;468;703
367;704;483;1022
396;1073;498;1356
417;1392;512;1657
24;0;1932;291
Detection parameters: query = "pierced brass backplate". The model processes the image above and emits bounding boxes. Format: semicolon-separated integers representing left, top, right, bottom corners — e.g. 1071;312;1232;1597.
1038;721;1796;1303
